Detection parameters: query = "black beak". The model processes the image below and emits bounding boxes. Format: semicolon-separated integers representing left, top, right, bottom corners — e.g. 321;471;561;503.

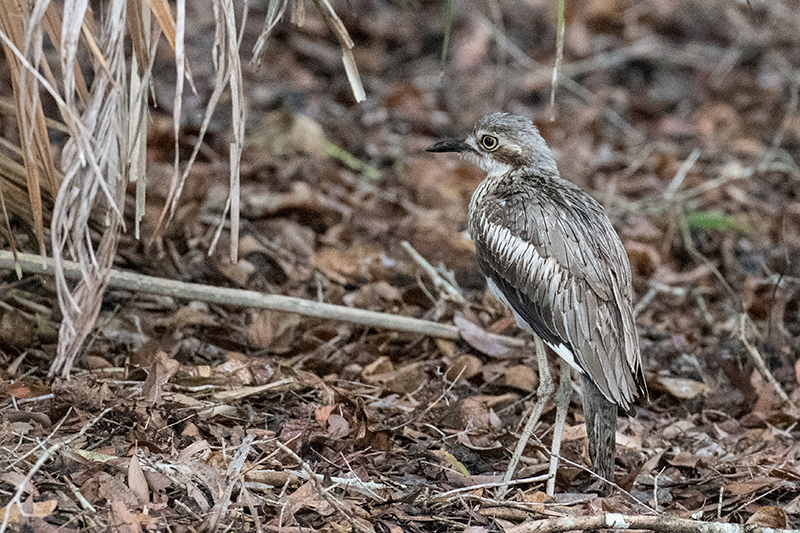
426;139;474;153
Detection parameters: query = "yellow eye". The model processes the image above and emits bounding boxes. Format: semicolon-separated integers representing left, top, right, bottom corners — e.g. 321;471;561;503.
480;135;498;151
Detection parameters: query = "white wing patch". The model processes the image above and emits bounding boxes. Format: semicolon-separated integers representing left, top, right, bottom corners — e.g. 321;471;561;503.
485;272;581;374
486;276;512;309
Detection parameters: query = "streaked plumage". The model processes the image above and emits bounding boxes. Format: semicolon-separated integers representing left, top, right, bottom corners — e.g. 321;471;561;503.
429;112;646;484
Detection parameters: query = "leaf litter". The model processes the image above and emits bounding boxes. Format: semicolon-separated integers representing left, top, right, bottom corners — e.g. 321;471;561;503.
2;0;800;531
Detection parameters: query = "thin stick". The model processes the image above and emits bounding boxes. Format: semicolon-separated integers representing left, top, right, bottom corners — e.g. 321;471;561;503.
431;474;550;502
505;512;793;533
664;148;701;201
0;250;524;348
739;314;796;410
401;240;465;304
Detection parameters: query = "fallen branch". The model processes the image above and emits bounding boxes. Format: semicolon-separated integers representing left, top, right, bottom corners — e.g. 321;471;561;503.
0;250;525;348
506;513;789;533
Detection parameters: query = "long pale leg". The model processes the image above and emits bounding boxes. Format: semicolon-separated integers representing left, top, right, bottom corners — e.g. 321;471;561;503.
496;334;554;499
546;358;572;496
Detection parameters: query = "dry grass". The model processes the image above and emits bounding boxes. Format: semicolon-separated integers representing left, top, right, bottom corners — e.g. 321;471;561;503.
0;0;365;377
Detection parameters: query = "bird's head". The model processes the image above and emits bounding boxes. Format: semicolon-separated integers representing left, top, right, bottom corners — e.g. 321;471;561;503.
427;113;558;177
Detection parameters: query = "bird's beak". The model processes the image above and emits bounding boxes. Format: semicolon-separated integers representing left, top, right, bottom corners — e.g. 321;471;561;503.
426;139;474;153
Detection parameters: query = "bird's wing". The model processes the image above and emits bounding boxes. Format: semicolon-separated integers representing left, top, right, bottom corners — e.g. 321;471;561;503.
471;181;644;410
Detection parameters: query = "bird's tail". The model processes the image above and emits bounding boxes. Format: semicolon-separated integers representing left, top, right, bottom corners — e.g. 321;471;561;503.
581;374;617;490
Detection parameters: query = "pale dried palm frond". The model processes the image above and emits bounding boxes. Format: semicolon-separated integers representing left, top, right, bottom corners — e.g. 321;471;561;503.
0;0;62;257
49;0;132;376
0;0;164;376
150;0;246;265
0;0;363;377
252;0;365;102
0;0;246;376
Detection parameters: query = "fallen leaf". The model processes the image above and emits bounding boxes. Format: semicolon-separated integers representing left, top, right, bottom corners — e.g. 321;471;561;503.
128;454;149;506
656;376;712;399
0;499;56;524
501;364;538;392
746;506;787;528
445;354;483;383
108;498;142;533
248;309;300;353
141;351;179;404
454;313;508;358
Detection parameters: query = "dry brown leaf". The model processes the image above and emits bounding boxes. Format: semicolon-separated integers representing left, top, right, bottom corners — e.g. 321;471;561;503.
0;499;56;524
562;423;588;442
343;281;403;310
746;505;788;528
286;481;336;516
445;354;482;383
256;110;328;157
725;478;781;496
454;313;509;358
656;376;712;399
141;351;179;405
0;472;37;497
501;364;538;392
215;256;256;285
127;454;149;506
108;498;142;533
440;397;501;434
362;361;426;394
213;356;252;385
142;470;172;493
0;308;36;349
315;404;335;423
248;309;300;353
327;413;350;439
98;472;140;509
668;451;700;469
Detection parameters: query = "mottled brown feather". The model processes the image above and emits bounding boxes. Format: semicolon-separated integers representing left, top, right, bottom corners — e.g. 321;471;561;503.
463;114;645;412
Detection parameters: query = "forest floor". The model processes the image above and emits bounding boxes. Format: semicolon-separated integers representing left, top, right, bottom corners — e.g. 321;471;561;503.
2;0;800;531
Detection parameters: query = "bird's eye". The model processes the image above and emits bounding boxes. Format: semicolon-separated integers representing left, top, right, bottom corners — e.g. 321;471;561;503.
480;135;499;151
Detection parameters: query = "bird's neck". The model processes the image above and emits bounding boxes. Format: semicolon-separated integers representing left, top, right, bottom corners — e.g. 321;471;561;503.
476;158;515;177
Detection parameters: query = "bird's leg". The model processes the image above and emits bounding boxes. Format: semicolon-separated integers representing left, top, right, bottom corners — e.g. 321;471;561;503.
496;334;554;499
546;358;572;496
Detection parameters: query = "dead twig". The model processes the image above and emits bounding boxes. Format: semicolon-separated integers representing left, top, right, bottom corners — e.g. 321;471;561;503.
401;240;465;304
0;250;525;348
739;313;797;411
431;473;550;502
664;148;701;201
505;513;792;533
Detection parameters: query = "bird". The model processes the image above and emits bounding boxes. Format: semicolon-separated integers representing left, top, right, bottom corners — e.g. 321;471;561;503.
428;112;646;495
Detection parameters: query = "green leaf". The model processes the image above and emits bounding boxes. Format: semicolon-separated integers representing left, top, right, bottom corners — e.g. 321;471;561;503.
684;209;749;236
